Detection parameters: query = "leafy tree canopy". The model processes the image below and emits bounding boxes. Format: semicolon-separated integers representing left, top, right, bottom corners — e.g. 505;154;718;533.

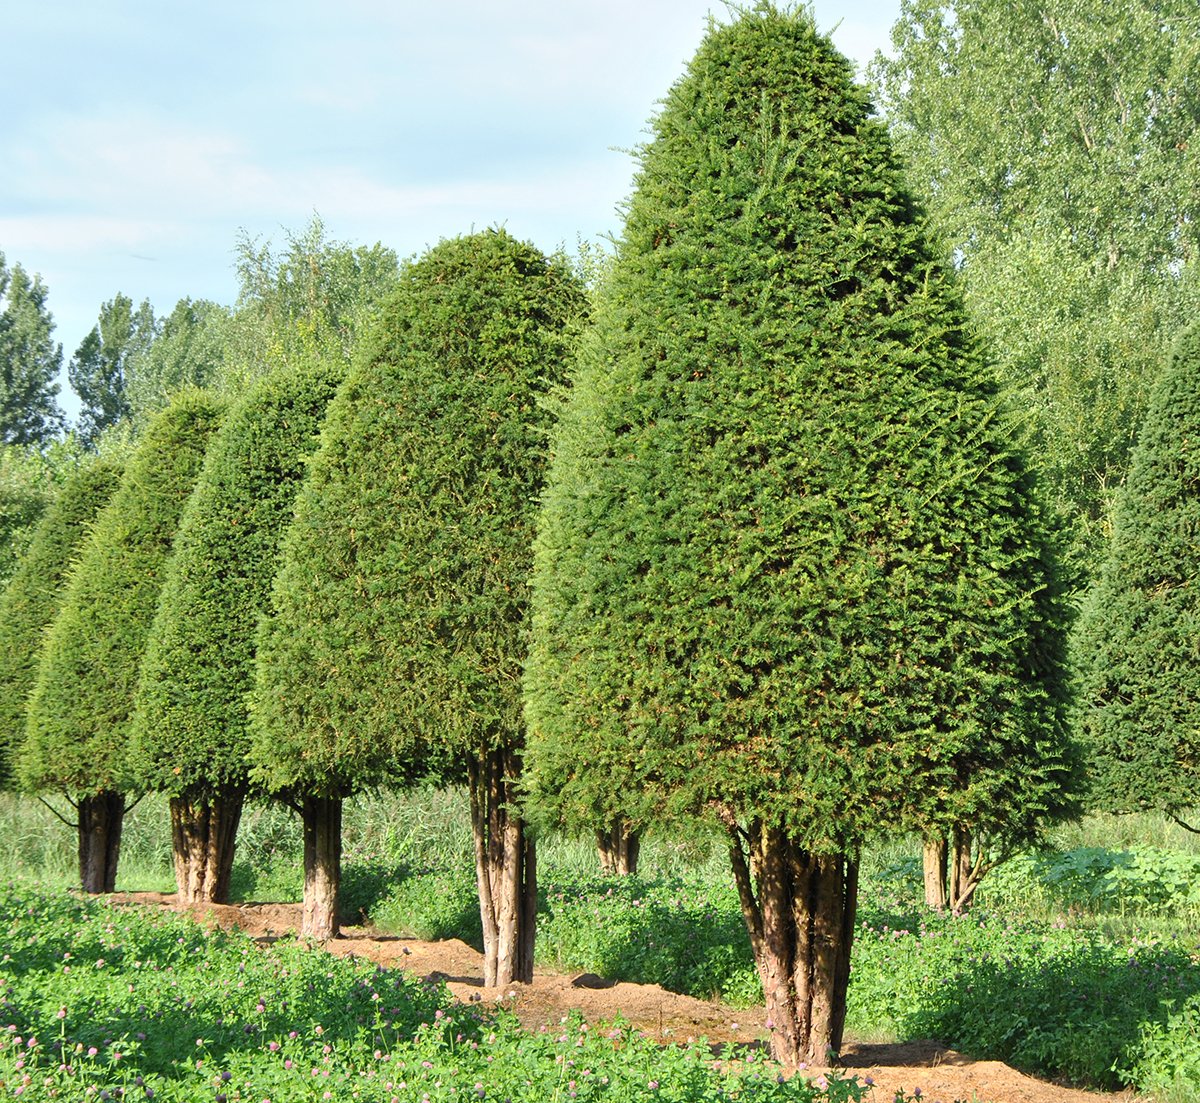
68;295;152;445
1074;321;1200;826
20;392;225;797
525;3;1078;853
128;359;344;802
250;229;583;798
0;254;64;447
871;0;1200;566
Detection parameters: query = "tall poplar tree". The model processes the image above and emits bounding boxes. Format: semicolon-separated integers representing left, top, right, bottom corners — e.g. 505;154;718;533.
128;361;343;903
20;393;224;892
0;255;64;446
1074;322;1200;831
526;6;1076;1065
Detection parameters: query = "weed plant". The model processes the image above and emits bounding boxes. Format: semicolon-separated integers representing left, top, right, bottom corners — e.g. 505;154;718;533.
0;883;864;1102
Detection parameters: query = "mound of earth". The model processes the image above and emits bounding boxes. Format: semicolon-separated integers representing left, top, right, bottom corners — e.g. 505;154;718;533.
110;893;1134;1103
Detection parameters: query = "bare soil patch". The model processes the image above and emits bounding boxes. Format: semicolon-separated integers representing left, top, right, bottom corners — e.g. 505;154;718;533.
112;893;1137;1103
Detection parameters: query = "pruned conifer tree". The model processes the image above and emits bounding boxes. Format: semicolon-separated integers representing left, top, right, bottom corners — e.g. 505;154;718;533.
19;393;224;892
128;361;343;904
250;230;583;961
0;456;123;788
525;6;1076;1066
1075;321;1200;833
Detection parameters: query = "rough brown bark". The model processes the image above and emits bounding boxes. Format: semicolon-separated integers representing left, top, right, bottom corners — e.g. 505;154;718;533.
468;748;536;986
725;818;858;1067
923;835;948;911
78;790;124;894
301;795;342;941
596;816;641;875
169;789;245;904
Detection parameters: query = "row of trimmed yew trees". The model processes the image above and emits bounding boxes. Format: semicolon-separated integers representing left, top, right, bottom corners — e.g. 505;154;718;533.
0;9;1079;1068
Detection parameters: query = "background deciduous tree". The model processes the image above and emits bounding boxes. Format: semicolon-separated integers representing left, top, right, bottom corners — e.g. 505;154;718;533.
68;294;155;446
526;6;1077;1066
871;0;1200;571
0;254;64;447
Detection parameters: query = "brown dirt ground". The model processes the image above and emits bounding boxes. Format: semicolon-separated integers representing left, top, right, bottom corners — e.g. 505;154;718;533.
111;893;1140;1103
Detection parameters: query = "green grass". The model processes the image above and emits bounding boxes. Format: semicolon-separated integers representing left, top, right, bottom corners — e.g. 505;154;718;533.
0;883;865;1103
3;792;1200;1096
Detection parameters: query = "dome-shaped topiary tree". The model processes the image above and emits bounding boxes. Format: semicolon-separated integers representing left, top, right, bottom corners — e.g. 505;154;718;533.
128;361;343;904
20;392;225;892
525;5;1077;1065
1074;321;1200;831
0;456;123;789
251;230;584;958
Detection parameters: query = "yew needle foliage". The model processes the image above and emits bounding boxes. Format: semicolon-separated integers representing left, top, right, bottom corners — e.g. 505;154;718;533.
128;361;343;801
250;230;584;797
20;392;225;796
525;5;1077;855
1074;321;1200;822
0;457;122;788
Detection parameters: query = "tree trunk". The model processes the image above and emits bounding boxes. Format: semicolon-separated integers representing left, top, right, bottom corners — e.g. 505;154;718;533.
301;795;342;941
725;817;858;1067
169;789;245;904
78;790;124;894
468;748;536;986
923;835;948;911
596;816;641;876
948;824;980;912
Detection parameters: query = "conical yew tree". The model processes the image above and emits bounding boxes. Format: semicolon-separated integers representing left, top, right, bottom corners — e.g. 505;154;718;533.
251;230;583;960
525;6;1076;1065
128;361;342;903
1075;321;1200;831
0;456;123;789
20;392;224;892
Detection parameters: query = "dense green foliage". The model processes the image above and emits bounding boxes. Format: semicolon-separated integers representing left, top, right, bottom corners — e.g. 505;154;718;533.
19;393;225;797
872;0;1200;566
0;457;123;788
250;229;582;797
848;911;1200;1089
526;5;1077;852
0;253;64;447
1073;322;1200;821
127;361;343;802
0;885;862;1103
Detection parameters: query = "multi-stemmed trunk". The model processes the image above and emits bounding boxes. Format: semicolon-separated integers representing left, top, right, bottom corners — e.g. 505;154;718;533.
78;790;124;894
468;747;536;986
924;827;985;912
169;789;245;904
301;794;342;941
724;816;858;1067
596;816;640;876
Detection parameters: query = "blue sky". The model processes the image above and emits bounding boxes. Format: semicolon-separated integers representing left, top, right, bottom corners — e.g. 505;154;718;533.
1;2;899;416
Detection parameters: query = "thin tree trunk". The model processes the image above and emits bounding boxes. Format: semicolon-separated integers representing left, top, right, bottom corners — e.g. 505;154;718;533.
468;748;536;986
78;790;124;894
923;835;948;911
301;795;342;940
596;816;641;875
948;824;980;912
724;816;857;1067
169;789;245;905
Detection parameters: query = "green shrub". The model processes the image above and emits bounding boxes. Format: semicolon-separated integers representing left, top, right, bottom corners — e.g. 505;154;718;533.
20;392;225;798
0;456;122;787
